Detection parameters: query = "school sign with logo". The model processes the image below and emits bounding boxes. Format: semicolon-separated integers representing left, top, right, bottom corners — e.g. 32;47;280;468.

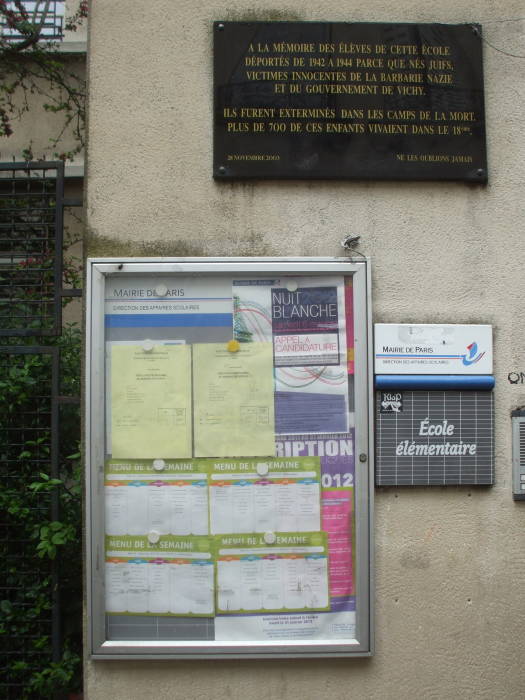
374;324;493;375
375;390;494;485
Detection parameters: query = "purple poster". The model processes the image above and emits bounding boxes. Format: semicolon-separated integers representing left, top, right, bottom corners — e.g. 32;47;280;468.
271;287;340;367
276;433;355;612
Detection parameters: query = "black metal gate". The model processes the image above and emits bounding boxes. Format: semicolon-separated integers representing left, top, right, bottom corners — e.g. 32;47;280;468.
0;162;82;699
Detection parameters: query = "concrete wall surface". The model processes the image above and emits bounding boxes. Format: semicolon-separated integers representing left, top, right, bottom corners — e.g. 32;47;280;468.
0;55;86;165
1;0;87;166
85;1;525;698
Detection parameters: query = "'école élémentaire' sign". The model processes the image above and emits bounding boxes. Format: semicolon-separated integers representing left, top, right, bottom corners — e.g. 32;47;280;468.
376;390;494;485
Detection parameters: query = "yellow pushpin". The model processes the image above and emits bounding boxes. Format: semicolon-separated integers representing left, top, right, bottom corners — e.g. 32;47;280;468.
227;339;240;353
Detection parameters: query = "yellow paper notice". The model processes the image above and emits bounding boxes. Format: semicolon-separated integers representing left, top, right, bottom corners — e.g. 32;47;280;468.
111;344;192;458
193;343;275;457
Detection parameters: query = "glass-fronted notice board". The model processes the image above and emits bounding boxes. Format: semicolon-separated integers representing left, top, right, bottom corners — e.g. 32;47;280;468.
86;258;373;658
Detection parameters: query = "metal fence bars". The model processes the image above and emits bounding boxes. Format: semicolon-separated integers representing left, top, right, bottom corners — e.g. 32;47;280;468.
0;162;64;336
0;160;81;699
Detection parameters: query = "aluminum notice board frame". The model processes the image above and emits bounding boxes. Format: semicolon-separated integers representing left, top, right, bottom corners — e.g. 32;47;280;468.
86;257;373;659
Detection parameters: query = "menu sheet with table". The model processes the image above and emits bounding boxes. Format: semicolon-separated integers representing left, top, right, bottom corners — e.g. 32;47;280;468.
104;274;356;639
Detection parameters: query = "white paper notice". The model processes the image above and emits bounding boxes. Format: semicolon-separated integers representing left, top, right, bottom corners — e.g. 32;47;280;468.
105;536;214;617
214;534;330;616
105;475;208;536
214;610;356;642
208;458;321;535
216;554;328;613
210;477;320;534
104;460;208;535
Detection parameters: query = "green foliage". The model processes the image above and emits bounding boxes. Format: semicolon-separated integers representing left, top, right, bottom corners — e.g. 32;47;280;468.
27;644;81;697
0;324;82;698
1;5;86;695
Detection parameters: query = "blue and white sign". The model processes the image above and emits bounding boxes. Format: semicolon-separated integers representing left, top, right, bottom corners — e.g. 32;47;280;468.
374;324;493;375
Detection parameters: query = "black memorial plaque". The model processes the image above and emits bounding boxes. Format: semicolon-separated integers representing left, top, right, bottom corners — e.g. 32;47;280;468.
375;391;494;486
214;22;487;181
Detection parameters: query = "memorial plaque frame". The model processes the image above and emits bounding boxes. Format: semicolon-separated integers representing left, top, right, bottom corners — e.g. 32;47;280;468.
214;22;487;182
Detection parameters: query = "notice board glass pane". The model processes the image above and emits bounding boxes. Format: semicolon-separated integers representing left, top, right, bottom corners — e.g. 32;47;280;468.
86;258;372;658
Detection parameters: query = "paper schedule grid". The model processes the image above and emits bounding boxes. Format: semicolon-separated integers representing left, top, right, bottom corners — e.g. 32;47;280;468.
110;344;192;458
208;457;321;534
193;342;275;457
105;536;214;616
215;532;330;614
104;459;209;536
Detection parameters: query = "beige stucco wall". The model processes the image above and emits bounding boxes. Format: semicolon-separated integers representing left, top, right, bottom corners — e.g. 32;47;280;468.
85;1;525;698
1;0;86;167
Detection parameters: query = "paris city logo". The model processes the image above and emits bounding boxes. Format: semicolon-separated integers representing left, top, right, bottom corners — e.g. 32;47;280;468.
462;342;485;366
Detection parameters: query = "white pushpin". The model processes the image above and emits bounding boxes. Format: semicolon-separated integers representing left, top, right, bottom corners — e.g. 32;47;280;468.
142;339;154;353
256;462;269;476
153;459;165;471
155;284;168;297
286;280;298;292
148;530;160;544
264;531;276;545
